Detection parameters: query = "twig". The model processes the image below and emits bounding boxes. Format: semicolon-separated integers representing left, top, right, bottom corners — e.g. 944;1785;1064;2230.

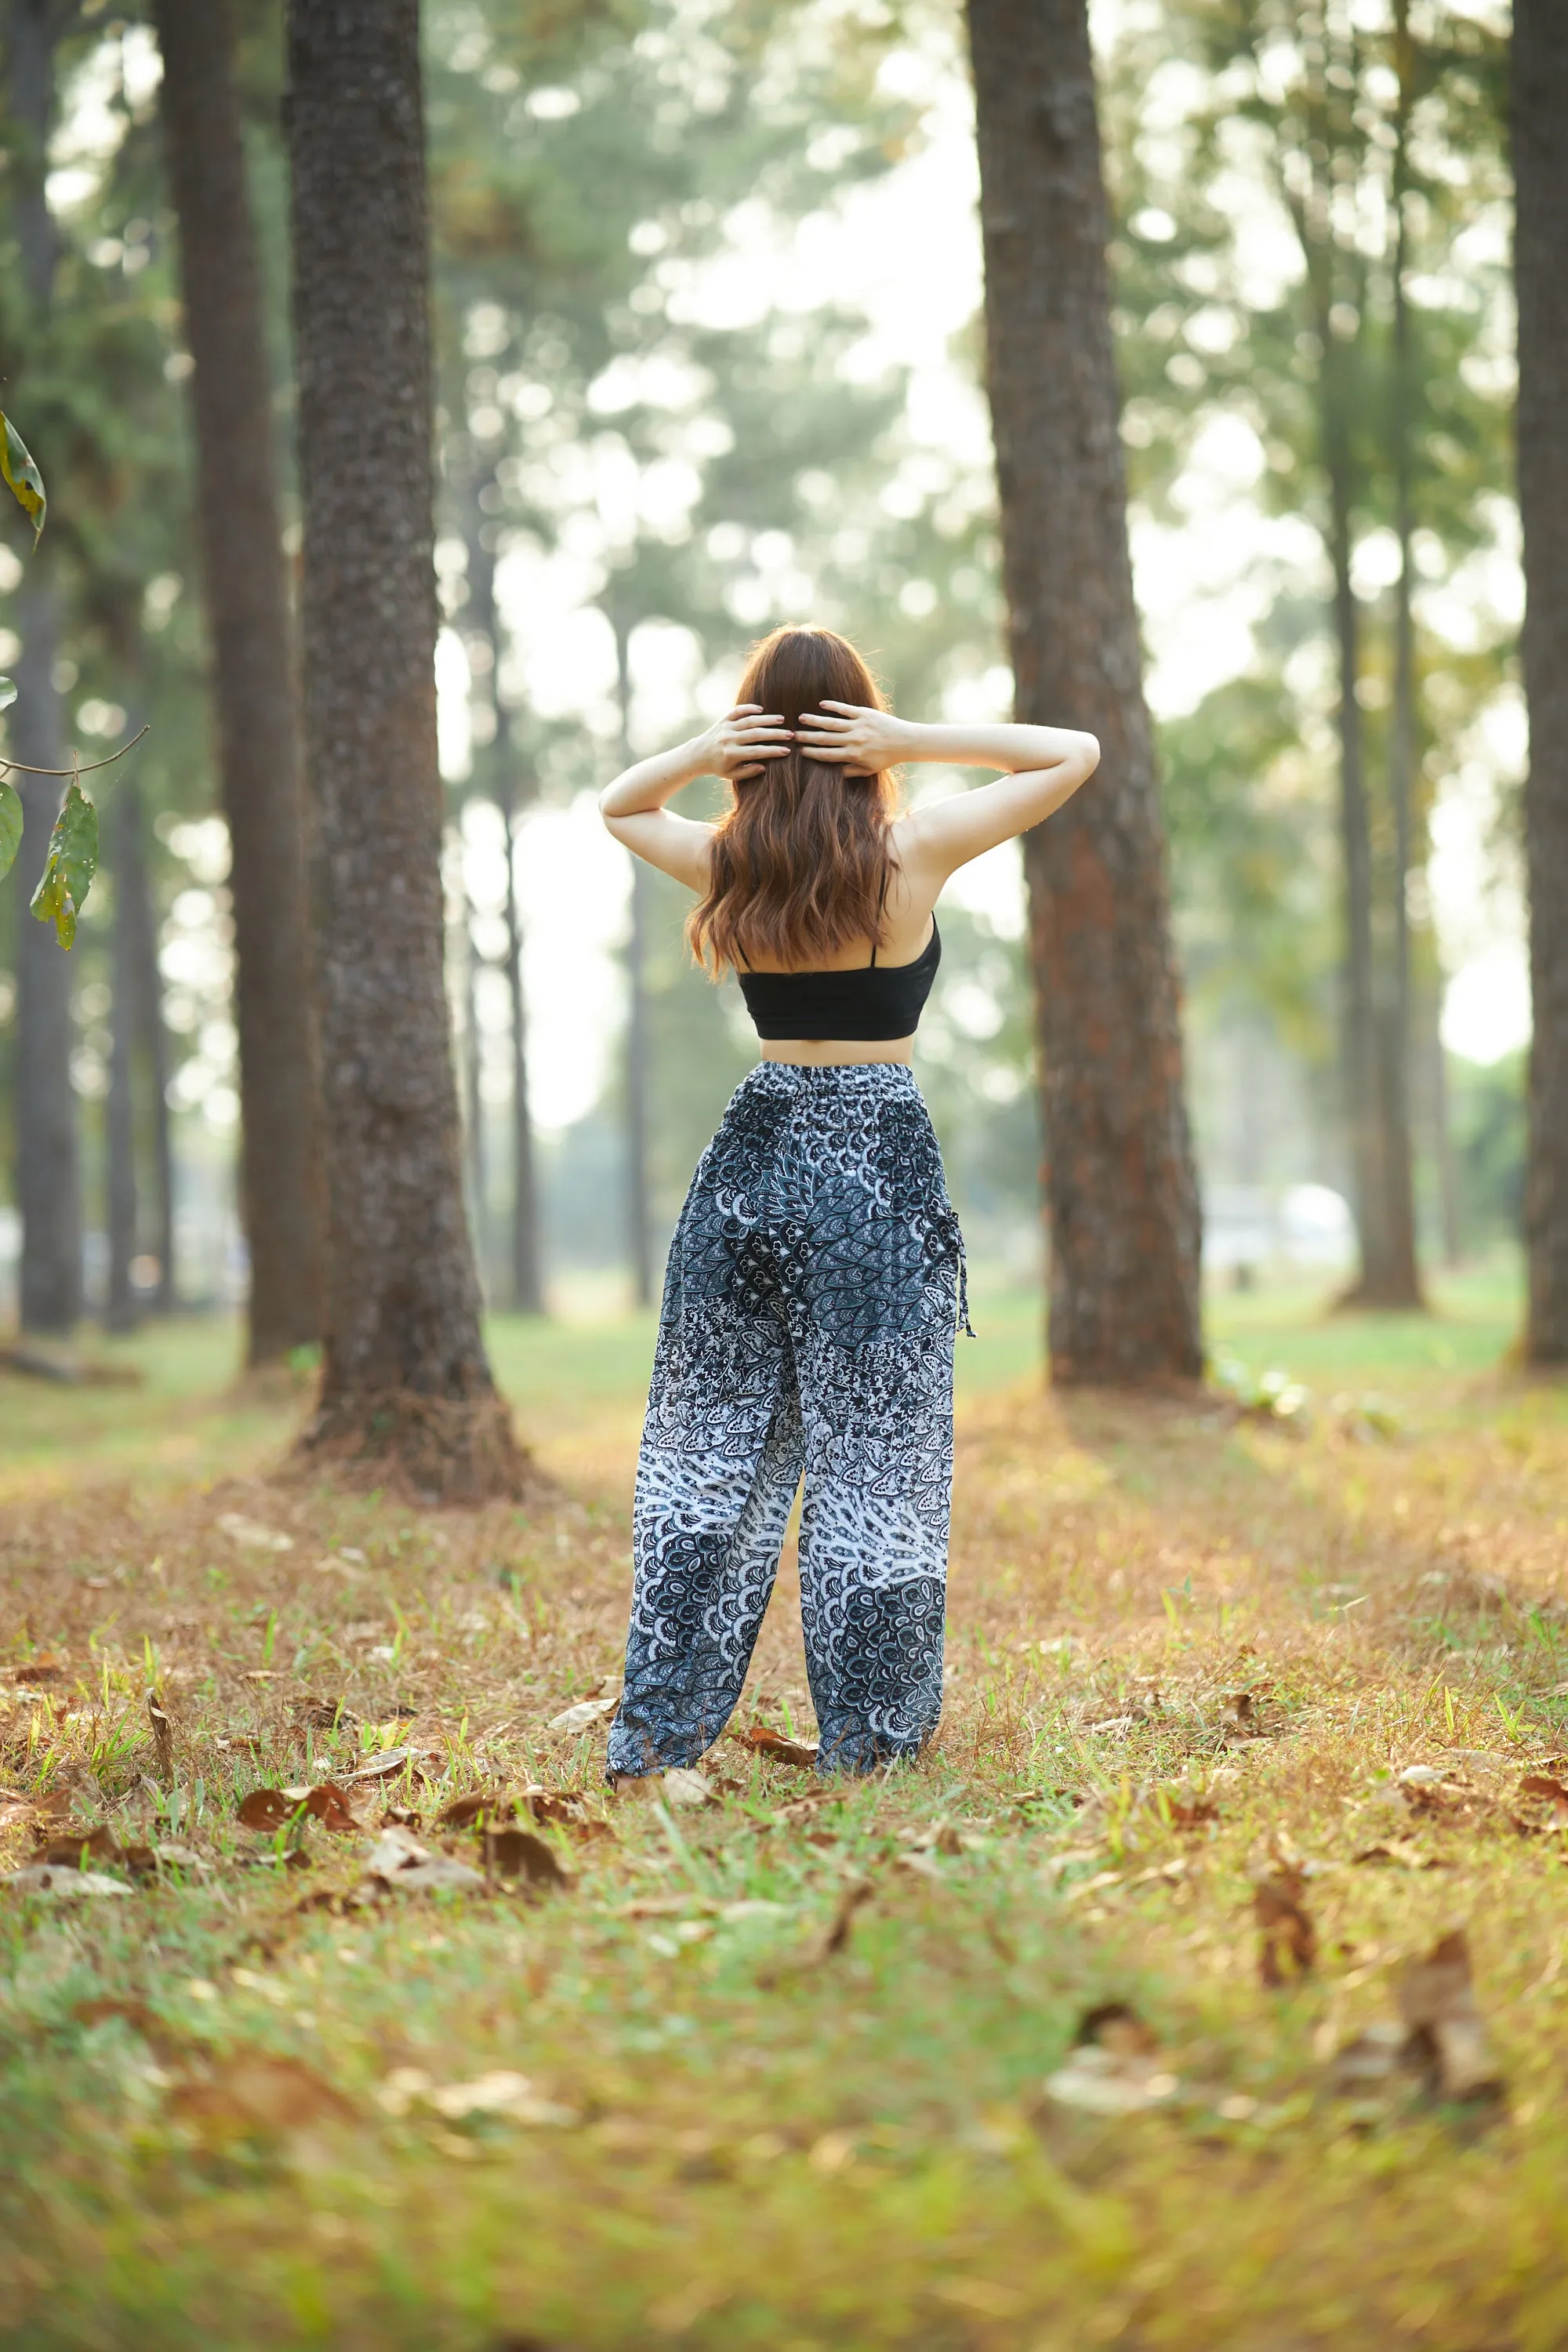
0;723;149;780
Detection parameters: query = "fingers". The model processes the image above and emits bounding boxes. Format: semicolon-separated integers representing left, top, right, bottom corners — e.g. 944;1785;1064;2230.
817;700;865;717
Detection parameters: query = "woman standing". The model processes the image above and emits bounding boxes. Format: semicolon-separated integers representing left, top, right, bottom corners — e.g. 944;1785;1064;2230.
600;625;1098;1779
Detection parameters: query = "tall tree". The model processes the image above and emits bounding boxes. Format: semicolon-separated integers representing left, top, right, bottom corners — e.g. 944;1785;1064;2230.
153;0;321;1363
965;0;1203;1384
1515;0;1568;1362
8;0;79;1336
285;0;524;1497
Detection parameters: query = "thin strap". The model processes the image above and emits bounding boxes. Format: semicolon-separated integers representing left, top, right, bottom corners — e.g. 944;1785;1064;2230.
869;860;891;969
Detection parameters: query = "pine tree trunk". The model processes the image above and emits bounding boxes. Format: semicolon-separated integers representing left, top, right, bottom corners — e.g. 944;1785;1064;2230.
12;578;80;1334
460;884;487;1279
9;0;78;1336
117;779;176;1312
500;786;544;1315
105;790;140;1334
154;0;321;1363
611;615;655;1312
965;0;1202;1384
461;495;544;1315
1516;0;1568;1360
285;0;525;1497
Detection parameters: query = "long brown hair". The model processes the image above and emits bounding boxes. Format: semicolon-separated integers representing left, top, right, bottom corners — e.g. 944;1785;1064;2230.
688;625;898;977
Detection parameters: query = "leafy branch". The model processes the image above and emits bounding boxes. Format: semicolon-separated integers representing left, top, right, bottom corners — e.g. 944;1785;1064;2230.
0;727;149;947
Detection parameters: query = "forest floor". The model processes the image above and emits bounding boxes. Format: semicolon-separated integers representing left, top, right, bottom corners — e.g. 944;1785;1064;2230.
3;1259;1567;2350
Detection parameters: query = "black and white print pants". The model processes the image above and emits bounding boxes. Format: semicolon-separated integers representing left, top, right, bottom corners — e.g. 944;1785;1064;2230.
607;1061;968;1780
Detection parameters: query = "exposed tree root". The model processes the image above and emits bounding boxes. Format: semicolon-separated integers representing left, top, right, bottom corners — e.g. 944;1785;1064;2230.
290;1385;541;1506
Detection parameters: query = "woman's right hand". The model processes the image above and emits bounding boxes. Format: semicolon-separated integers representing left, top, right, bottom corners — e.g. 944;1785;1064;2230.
699;705;793;781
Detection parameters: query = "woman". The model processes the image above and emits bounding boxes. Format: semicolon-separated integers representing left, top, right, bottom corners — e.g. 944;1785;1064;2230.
599;624;1098;1780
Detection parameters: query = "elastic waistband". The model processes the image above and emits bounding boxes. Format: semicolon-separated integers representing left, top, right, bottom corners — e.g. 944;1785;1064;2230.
737;1059;923;1097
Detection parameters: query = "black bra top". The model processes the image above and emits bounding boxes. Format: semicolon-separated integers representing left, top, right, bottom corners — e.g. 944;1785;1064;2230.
736;918;941;1041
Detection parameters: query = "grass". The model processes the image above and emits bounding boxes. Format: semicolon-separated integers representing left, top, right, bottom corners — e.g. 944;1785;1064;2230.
7;1255;1568;2348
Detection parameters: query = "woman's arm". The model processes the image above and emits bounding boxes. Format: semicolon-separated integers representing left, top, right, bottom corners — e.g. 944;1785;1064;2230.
598;705;792;889
794;702;1100;882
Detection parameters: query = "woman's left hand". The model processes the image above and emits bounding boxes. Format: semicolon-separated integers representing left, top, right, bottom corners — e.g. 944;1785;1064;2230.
793;700;913;776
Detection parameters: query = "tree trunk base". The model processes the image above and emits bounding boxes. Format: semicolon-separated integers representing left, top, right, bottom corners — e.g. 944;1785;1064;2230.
1332;1278;1428;1314
293;1385;536;1505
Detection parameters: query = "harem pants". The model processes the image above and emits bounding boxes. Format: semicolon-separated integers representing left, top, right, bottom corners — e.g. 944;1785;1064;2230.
607;1061;967;1779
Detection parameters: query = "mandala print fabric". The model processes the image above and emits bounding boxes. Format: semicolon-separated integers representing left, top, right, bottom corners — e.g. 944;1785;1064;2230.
608;1061;969;1780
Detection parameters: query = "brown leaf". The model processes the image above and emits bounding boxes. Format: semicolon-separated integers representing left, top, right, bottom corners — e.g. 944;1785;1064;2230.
1519;1772;1568;1815
147;1690;175;1786
170;2053;354;2142
522;1787;587;1824
292;1695;357;1733
11;1655;65;1685
1352;1839;1450;1871
439;1789;517;1830
299;1781;358;1834
482;1825;571;1888
739;1725;820;1770
1396;1928;1504;2105
1161;1793;1220;1831
29;1824;121;1866
237;1788;294;1833
379;1805;423;1829
1254;1869;1316;1987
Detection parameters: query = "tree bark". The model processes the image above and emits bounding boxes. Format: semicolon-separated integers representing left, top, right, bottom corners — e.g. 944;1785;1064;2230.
610;613;655;1312
1515;0;1568;1362
285;0;525;1497
105;789;140;1334
8;0;78;1336
965;0;1202;1384
153;0;321;1363
460;880;487;1280
12;579;81;1334
461;495;544;1314
117;778;176;1311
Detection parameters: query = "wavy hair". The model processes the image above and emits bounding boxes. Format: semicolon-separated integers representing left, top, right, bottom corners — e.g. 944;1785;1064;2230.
688;625;898;978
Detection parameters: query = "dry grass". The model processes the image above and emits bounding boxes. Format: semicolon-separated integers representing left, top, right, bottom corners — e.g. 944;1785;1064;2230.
4;1291;1568;2350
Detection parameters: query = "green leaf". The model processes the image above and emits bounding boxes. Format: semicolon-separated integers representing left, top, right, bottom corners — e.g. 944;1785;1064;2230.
0;779;20;882
29;776;98;949
0;411;45;544
0;677;16;712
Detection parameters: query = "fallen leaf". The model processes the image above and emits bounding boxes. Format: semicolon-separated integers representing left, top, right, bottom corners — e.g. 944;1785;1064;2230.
482;1824;572;1887
1352;1839;1450;1871
242;1670;280;1684
662;1767;714;1808
216;1513;296;1553
1519;1772;1568;1815
1399;1764;1444;1789
1254;1868;1316;1987
739;1725;820;1770
29;1823;121;1865
546;1695;619;1733
147;1690;175;1786
1160;1792;1220;1830
72;1997;169;2043
2;1864;129;1897
1044;2005;1178;2115
10;1656;65;1686
1396;1927;1504;2106
237;1789;294;1834
361;1826;487;1895
170;2053;351;2141
340;1747;430;1785
440;1789;517;1830
292;1696;357;1733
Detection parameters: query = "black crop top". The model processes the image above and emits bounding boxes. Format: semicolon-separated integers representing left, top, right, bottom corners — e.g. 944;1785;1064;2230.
736;920;941;1041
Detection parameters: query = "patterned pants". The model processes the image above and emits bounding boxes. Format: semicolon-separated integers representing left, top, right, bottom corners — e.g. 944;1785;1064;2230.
608;1062;967;1780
